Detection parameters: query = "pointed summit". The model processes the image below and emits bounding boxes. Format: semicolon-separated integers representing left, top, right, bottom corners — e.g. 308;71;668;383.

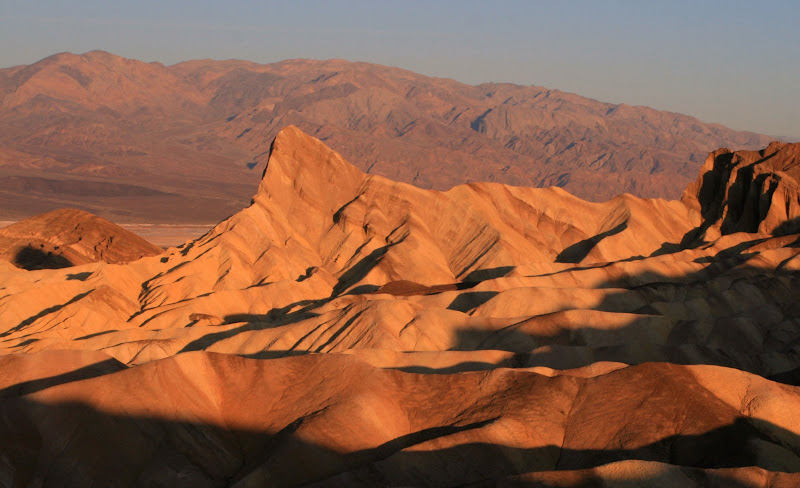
252;126;368;248
257;125;365;202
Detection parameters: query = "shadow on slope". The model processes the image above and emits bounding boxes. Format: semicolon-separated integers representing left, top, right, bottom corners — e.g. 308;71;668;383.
0;358;125;398
441;238;800;381
12;245;74;270
1;290;93;339
168;233;800;383
555;221;628;264
0;396;797;487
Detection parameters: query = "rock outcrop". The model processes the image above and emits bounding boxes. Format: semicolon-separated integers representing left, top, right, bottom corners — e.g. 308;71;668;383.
682;141;800;239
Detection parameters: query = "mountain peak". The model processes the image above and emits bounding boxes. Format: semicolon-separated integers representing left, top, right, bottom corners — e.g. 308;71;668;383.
258;125;365;199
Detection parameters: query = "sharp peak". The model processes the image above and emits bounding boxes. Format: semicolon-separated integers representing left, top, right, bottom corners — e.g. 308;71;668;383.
261;125;363;180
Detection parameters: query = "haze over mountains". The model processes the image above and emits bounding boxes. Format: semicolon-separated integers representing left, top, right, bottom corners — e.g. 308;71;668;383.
0;50;774;222
2;127;800;485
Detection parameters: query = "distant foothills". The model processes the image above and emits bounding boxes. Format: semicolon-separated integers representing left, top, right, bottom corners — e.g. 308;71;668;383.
0;50;777;222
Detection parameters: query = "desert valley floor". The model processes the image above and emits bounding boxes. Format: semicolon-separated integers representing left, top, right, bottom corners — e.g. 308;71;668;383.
1;127;800;487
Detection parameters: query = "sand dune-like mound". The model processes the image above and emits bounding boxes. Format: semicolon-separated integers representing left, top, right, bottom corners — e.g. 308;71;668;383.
0;208;162;269
2;127;800;485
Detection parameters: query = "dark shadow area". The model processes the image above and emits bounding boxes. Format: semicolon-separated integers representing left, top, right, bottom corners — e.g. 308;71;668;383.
295;266;316;282
391;360;512;375
179;322;286;353
331;242;398;296
181;276;487;353
718;156;779;235
179;297;332;353
73;330;119;341
12;245;73;270
0;393;796;487
370;280;480;297
767;367;800;386
446;291;499;312
239;350;312;360
675;149;795;250
0;359;125;399
1;290;93;338
461;266;514;282
556;222;627;264
696;152;736;219
65;271;92;281
659;151;736;252
372;280;449;296
773;218;800;237
178;238;430;352
344;284;380;295
325;418;799;487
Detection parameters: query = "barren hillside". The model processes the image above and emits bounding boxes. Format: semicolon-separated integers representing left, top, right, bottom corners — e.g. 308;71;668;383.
1;128;799;486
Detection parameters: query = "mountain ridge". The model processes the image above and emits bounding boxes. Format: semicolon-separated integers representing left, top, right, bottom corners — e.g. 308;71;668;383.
0;50;777;222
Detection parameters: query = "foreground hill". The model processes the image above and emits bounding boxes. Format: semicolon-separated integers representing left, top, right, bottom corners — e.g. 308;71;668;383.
1;127;800;486
0;208;162;269
0;51;774;222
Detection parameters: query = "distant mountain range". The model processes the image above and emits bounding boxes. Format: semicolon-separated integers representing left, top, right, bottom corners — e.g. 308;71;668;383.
0;50;775;222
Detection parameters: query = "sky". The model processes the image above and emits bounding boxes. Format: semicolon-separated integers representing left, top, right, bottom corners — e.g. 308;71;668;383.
1;0;798;138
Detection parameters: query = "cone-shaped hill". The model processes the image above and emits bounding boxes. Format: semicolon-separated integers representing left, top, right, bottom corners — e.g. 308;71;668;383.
0;208;162;270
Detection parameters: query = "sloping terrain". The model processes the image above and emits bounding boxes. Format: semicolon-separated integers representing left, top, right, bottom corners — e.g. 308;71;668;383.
1;127;800;486
0;51;774;222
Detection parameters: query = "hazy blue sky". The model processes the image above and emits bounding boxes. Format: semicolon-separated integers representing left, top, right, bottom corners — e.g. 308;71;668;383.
1;0;798;137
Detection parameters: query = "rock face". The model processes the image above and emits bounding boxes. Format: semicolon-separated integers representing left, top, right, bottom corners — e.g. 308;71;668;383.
682;141;800;239
0;51;775;222
0;208;162;269
1;127;800;486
